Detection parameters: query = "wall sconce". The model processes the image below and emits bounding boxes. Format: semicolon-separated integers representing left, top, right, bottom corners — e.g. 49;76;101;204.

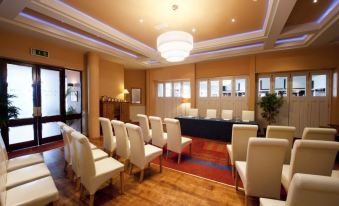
123;89;129;101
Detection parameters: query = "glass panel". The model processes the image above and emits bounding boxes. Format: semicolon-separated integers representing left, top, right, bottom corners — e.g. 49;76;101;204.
66;118;81;132
42;122;61;138
222;80;232;96
199;80;208;97
275;76;288;96
258;77;270;97
292;75;306;96
41;69;60;116
235;79;246;97
173;82;181;97
165;82;172;97
9;125;34;145
65;70;81;114
333;72;338;97
210;80;219;97
311;74;326;96
157;83;164;97
7;64;33;119
182;81;191;98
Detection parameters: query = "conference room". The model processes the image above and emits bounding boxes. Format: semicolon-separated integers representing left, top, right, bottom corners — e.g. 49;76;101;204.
0;0;339;206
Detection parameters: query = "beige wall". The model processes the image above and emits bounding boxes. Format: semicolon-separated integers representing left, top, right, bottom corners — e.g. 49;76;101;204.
124;69;146;105
99;59;125;100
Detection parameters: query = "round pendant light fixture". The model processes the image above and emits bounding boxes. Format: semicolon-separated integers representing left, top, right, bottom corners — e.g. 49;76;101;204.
157;31;193;62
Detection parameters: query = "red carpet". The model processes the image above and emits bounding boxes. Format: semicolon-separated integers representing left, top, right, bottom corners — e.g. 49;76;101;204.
152;137;237;186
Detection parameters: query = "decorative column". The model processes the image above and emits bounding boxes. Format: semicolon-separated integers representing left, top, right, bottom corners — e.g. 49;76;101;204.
86;52;100;139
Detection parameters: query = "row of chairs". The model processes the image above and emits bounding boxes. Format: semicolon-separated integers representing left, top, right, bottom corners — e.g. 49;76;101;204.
0;135;59;206
136;114;193;164
188;108;255;121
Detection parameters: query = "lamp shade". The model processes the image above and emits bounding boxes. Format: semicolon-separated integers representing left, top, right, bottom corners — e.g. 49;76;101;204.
123;89;129;94
157;31;193;62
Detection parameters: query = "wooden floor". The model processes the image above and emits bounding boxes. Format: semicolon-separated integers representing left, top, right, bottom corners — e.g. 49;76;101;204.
42;147;246;206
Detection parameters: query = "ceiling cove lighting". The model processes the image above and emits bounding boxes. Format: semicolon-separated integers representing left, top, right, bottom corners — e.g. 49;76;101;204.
317;0;339;23
275;35;308;44
191;43;264;57
19;12;139;58
157;31;194;62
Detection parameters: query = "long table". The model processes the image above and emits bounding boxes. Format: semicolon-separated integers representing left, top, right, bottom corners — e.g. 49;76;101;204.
176;116;258;142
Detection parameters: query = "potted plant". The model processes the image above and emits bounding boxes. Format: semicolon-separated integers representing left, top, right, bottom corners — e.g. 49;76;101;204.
0;93;20;128
258;93;284;126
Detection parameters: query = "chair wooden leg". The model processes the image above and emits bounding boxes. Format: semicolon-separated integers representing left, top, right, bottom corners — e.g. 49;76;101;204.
166;150;169;159
76;178;80;191
89;194;95;206
235;169;239;191
64;160;68;172
159;155;163;173
139;169;144;183
124;159;129;172
177;153;181;164
120;171;124;194
52;200;58;206
129;164;134;175
148;162;151;168
232;165;235;179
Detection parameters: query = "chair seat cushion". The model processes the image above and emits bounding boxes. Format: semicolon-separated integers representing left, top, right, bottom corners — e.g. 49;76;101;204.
7;153;44;172
95;157;124;178
331;170;339;178
235;161;247;190
6;176;59;206
281;164;290;191
226;144;233;164
92;149;108;161
144;145;163;166
6;163;51;189
260;198;285;206
89;142;97;150
181;137;192;149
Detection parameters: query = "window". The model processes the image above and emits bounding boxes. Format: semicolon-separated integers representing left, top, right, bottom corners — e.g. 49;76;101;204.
333;72;338;97
222;80;232;96
311;74;326;96
275;76;288;96
165;82;172;97
292;75;306;96
157;83;164;97
173;82;181;97
258;77;270;97
182;81;191;98
199;80;208;97
65;69;81;114
235;79;246;96
210;80;219;97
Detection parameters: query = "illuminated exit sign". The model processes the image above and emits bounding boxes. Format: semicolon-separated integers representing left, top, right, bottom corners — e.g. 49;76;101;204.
31;48;49;58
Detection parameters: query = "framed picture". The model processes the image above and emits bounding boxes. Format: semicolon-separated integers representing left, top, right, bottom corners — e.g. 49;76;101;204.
131;88;141;104
70;91;78;102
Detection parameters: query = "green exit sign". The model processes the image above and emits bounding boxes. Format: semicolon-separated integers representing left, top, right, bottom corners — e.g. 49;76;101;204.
31;48;49;58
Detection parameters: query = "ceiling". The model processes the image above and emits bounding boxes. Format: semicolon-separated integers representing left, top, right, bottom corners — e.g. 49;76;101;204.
0;0;338;69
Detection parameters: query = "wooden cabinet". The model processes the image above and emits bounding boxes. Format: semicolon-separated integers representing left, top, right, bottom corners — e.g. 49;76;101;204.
100;101;130;122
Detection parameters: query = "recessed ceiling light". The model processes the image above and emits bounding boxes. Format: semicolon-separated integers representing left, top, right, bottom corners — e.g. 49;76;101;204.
192;28;196;33
231;18;236;23
313;0;318;3
139;18;144;23
253;0;258;2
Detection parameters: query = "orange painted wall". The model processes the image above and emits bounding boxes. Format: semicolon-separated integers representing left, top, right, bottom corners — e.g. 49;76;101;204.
330;47;339;125
99;59;125;100
124;69;146;105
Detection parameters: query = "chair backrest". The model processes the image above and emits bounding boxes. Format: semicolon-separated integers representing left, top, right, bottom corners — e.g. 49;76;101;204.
125;123;146;169
246;138;288;199
62;125;74;163
111;120;130;159
149;116;166;148
289;140;339;183
231;124;258;163
0;134;8;161
242;110;255;121
287;174;339;206
0;133;7;206
164;118;182;153
188;108;198;117
221;110;233;120
73;132;95;183
57;121;67;130
301;127;337;141
99;117;115;152
70;131;81;177
266;125;296;163
137;114;151;143
206;109;217;119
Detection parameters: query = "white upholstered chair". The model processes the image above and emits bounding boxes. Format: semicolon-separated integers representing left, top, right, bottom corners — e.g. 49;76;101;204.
111;120;131;169
235;138;288;205
188;108;198;117
137;114;152;143
0;134;44;172
74;132;124;206
301;127;337;141
226;124;258;177
57;121;67;130
242;110;255;121
164;118;192;164
221;110;233;120
125;123;163;182
266;125;296;163
61;125;73;172
206;109;217;119
260;174;339;206
99;117;117;156
149;116;168;148
281;140;339;192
